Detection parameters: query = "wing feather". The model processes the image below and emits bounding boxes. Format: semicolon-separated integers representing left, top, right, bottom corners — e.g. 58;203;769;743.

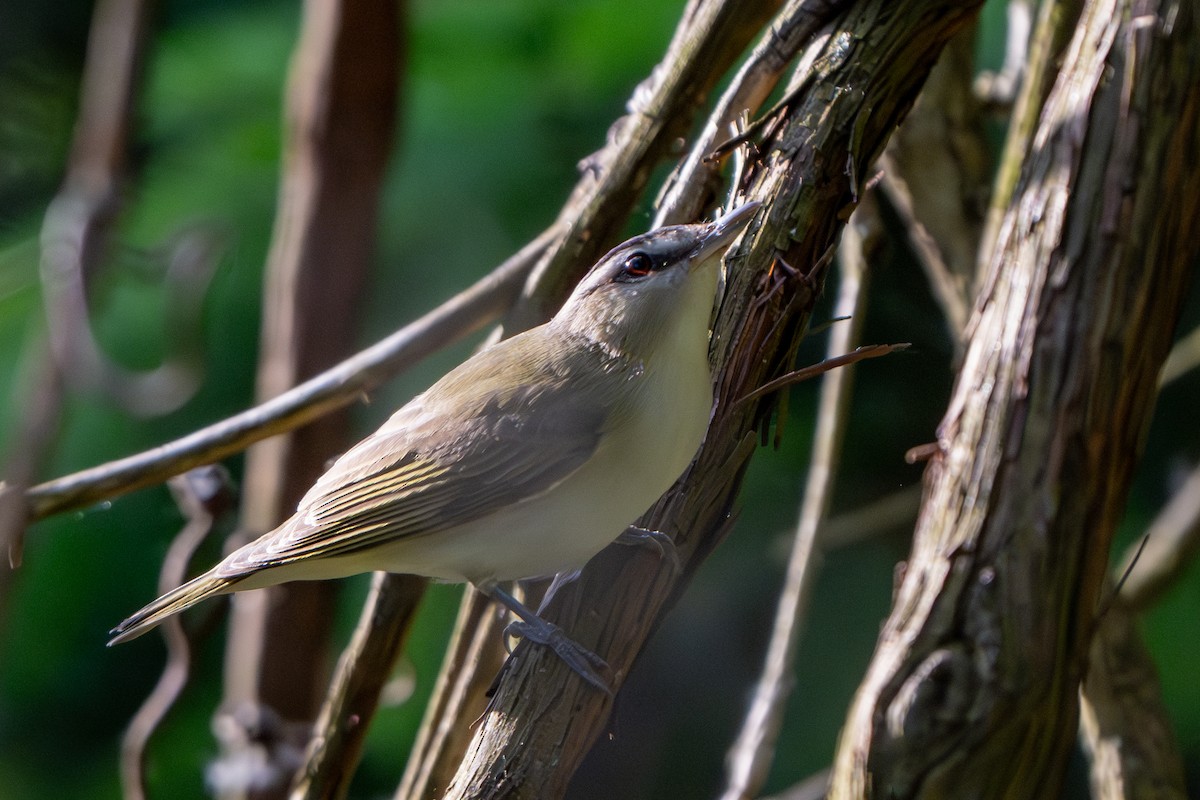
220;330;634;575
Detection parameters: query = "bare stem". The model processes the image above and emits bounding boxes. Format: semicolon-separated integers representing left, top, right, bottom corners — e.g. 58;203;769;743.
719;195;880;800
19;226;556;524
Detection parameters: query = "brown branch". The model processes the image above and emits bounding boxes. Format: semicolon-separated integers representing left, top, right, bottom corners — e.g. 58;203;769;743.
1080;594;1189;800
393;2;792;793
499;0;785;334
211;0;404;796
830;1;1200;796
720;194;881;800
820;484;923;550
439;4;980;796
654;0;854;227
976;0;1083;273
19;226;553;524
289;572;427;800
120;466;235;800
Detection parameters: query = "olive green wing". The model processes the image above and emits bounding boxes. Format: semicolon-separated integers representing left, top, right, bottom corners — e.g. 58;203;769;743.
219;340;628;573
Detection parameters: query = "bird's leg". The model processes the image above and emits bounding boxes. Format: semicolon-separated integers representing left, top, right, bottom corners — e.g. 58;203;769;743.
615;525;683;575
481;582;613;694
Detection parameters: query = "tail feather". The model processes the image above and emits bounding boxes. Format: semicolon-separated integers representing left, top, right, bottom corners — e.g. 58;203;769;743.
108;571;236;645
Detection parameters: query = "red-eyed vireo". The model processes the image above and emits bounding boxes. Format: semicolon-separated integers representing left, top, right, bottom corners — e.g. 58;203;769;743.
110;201;760;687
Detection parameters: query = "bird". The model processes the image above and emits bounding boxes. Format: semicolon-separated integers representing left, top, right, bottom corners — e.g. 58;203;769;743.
110;201;760;687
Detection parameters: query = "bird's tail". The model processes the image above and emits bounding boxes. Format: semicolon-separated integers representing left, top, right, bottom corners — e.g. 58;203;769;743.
108;570;236;645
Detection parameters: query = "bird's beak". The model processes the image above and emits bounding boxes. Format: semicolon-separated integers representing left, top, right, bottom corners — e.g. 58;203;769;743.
689;200;761;269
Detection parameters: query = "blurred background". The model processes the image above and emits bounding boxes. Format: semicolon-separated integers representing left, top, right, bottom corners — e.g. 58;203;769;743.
0;1;1197;798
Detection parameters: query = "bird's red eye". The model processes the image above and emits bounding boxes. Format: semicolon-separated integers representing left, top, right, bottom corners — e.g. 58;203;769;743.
621;252;653;278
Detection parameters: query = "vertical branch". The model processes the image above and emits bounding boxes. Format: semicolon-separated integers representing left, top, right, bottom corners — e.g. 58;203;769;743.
830;1;1200;797
121;466;236;800
879;24;991;339
719;196;880;800
976;0;1083;268
2;0;151;571
1080;597;1188;800
213;0;403;797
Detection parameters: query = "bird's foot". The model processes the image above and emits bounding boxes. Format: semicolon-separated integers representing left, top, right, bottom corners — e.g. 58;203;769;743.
505;617;612;695
485;583;613;695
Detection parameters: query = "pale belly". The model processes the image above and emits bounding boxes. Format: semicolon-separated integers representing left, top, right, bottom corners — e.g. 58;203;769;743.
369;359;713;584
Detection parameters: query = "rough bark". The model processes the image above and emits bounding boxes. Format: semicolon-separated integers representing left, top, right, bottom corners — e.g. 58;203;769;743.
394;2;787;794
440;3;982;797
1080;597;1188;800
830;1;1200;797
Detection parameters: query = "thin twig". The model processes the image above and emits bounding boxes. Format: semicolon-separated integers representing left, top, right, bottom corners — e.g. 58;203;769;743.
1159;322;1200;386
120;466;235;800
719;196;880;800
19;224;558;524
878;160;970;337
735;343;908;406
1115;461;1200;611
655;0;852;227
819;484;923;550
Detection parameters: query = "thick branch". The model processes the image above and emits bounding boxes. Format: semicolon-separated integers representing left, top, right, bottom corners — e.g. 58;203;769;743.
393;1;789;792
441;4;981;797
831;2;1200;797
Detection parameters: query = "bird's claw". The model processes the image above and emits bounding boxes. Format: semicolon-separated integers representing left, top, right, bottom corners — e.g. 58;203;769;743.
616;525;683;575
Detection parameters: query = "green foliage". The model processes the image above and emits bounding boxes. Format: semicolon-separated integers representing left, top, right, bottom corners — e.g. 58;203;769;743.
1;1;1198;798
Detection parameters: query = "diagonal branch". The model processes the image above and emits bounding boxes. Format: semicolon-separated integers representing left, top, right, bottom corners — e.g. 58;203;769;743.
393;2;794;794
720;195;881;800
441;3;982;796
830;1;1200;796
19;225;556;524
